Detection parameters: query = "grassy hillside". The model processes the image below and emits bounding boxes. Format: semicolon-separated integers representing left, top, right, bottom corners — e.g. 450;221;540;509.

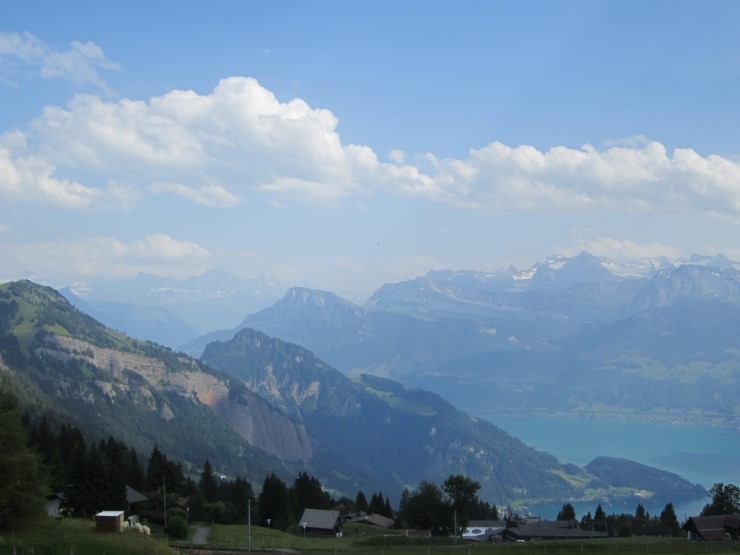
0;280;297;485
7;518;740;555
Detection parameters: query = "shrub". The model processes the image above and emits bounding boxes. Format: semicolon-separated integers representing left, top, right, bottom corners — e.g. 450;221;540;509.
166;516;188;539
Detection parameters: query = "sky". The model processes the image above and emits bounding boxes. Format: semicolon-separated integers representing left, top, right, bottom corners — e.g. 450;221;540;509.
2;0;740;301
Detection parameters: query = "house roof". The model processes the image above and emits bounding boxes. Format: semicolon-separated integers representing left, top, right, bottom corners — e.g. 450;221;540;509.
95;511;124;518
126;485;148;505
683;514;740;541
344;512;395;528
463;521;506;542
503;520;607;541
299;508;342;531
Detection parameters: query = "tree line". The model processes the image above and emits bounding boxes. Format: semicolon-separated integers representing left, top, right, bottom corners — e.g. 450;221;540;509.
2;381;739;540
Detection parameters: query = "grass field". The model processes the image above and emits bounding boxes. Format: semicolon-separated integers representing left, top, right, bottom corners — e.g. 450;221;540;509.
2;519;739;555
0;517;173;555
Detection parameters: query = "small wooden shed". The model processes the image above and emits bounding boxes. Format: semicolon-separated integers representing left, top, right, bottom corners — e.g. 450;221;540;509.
95;510;124;532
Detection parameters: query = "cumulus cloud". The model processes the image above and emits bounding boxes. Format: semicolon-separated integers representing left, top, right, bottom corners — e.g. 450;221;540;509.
0;31;118;92
559;237;682;262
419;139;740;216
1;234;210;280
0;131;138;208
3;75;740;217
13;77;372;207
150;181;241;207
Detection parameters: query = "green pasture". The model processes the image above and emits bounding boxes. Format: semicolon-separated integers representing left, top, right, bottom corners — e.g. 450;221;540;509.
0;517;173;554
2;519;739;555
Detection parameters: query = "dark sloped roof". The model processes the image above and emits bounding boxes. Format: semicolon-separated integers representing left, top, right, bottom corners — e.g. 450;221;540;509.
683;514;740;541
126;485;148;505
300;508;342;531
504;521;607;541
345;512;395;529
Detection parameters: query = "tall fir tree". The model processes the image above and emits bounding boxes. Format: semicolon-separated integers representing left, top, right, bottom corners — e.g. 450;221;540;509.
258;472;291;530
0;386;48;528
200;459;219;503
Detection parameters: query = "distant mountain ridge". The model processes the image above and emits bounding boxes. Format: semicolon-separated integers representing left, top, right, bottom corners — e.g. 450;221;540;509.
0;279;705;506
183;252;740;427
63;270;286;347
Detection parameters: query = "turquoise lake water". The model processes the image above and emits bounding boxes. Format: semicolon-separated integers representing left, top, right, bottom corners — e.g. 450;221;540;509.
467;411;740;520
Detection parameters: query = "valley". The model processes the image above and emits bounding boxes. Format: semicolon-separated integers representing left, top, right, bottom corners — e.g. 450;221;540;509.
4;251;739;511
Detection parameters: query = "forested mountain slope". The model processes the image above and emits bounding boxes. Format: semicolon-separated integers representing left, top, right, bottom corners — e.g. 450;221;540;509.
0;279;705;506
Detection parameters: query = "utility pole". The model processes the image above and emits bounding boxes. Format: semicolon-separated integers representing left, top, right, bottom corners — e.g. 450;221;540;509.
454;509;457;546
163;476;167;529
248;499;251;552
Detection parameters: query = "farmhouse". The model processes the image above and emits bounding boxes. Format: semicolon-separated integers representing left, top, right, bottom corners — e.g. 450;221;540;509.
299;508;343;536
343;510;395;529
462;520;506;542
126;485;148;515
501;519;608;542
45;491;65;517
683;514;740;541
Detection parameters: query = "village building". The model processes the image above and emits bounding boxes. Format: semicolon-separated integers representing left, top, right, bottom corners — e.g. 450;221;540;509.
95;510;125;532
501;519;608;542
343;510;395;529
682;514;740;541
298;508;343;537
462;520;506;542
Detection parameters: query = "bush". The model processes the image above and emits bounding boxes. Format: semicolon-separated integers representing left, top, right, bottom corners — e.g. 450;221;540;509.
166;516;188;539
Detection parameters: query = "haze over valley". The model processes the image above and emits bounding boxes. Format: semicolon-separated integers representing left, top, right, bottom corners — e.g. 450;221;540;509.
2;1;739;521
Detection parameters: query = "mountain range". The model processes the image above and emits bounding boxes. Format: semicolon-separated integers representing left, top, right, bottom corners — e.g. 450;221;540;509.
0;278;706;507
61;270;285;346
172;252;740;427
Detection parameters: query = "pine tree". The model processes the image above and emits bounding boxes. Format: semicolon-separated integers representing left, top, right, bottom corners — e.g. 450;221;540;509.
557;502;576;521
258;472;291;530
146;446;166;492
594;504;607;533
355;490;368;513
63;440;90;517
659;502;680;536
127;448;146;491
101;438;128;509
200;459;219;503
0;386;48;528
230;476;254;524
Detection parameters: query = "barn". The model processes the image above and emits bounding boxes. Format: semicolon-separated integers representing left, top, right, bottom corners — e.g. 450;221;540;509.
95;510;125;532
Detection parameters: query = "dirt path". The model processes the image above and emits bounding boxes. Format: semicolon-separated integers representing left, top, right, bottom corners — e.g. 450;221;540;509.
191;525;211;544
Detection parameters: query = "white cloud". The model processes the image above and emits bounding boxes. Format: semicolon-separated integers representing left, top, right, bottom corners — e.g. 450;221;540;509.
0;31;118;92
14;77;369;207
128;234;209;261
418;140;740;216
558;237;682;262
150;181;241;207
389;149;405;164
1;234;210;281
4;74;740;218
0;131;139;208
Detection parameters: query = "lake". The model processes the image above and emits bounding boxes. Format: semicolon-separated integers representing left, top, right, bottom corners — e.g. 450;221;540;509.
468;411;740;521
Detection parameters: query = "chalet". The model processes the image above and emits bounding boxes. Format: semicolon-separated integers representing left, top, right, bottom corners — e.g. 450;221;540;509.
45;491;65;518
501;519;608;542
95;510;125;532
299;508;343;537
683;514;740;541
343;511;395;529
126;485;148;516
462;520;506;542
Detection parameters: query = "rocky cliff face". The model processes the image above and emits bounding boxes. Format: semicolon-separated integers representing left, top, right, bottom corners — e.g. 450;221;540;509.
33;333;312;463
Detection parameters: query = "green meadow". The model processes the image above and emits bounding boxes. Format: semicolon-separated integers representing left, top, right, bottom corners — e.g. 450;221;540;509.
1;519;739;555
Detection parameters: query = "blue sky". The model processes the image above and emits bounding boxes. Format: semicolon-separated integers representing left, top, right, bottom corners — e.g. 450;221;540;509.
2;0;740;301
